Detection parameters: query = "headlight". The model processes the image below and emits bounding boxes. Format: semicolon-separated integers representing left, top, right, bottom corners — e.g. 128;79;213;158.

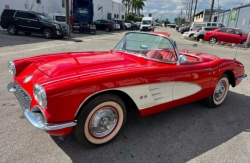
34;84;47;108
8;61;16;76
53;24;60;29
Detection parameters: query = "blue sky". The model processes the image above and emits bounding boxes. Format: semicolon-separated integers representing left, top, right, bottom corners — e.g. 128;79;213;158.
114;0;250;22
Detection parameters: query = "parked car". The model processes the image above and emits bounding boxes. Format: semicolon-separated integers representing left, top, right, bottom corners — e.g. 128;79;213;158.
115;23;120;30
193;26;219;41
182;31;196;39
7;31;247;148
190;22;225;31
135;21;141;28
93;19;114;32
72;22;96;34
124;20;138;30
124;21;131;30
180;26;190;34
112;19;125;30
0;9;70;39
48;13;66;22
204;27;248;44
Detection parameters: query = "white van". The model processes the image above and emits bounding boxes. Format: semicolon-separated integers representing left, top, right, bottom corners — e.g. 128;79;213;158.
190;22;225;31
140;17;155;31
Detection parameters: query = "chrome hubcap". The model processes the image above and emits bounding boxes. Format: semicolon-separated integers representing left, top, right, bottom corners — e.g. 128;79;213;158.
89;107;118;137
44;29;51;38
210;38;216;43
8;26;15;34
214;81;226;101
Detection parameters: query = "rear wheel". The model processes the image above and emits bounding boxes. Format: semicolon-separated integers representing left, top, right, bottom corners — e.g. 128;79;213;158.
205;73;229;108
105;27;110;32
74;94;127;148
209;36;217;43
7;24;18;35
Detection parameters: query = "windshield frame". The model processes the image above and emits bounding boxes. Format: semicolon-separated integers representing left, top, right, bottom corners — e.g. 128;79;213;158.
113;32;180;64
36;13;53;21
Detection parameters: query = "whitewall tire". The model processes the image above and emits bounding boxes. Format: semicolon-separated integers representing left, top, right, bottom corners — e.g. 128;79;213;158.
74;94;127;148
206;73;229;108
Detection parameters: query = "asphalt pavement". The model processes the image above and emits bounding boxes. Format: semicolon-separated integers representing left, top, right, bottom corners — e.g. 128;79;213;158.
0;27;249;163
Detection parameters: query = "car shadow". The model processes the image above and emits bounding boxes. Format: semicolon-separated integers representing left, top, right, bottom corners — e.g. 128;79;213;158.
51;90;250;162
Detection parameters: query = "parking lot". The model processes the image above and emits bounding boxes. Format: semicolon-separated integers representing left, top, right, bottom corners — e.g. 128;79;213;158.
0;27;250;163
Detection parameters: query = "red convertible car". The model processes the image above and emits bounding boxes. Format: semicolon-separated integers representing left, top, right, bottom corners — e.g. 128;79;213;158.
204;27;248;44
7;31;247;147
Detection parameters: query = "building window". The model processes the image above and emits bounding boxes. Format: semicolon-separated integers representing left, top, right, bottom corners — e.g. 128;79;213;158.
114;14;116;18
117;14;119;18
36;0;41;4
62;0;65;8
122;15;124;19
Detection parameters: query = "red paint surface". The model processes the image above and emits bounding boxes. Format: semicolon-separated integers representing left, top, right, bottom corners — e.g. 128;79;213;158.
12;36;245;136
204;28;248;44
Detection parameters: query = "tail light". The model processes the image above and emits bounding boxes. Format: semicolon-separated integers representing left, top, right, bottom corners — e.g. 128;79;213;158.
196;29;200;32
110;22;113;26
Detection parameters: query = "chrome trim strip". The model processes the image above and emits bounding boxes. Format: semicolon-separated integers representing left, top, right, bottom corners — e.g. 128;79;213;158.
7;82;76;131
236;74;247;80
24;109;76;131
19;25;40;29
7;82;16;93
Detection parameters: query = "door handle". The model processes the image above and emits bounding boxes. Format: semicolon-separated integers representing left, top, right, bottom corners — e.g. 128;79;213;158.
205;68;212;71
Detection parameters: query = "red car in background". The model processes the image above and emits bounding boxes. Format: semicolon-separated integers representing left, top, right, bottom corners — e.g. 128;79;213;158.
204;27;248;44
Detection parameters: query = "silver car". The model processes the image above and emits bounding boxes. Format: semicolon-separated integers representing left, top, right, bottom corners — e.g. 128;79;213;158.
193;27;219;41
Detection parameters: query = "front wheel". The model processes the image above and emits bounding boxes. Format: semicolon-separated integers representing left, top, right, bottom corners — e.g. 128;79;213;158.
209;36;217;43
205;73;229;108
74;94;127;148
43;28;53;39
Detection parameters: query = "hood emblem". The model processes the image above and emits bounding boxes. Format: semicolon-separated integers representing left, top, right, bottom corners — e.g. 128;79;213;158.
24;75;33;83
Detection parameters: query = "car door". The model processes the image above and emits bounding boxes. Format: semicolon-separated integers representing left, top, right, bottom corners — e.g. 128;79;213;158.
13;11;30;31
26;13;41;33
94;20;101;29
215;28;230;42
174;56;213;101
229;29;242;44
101;20;108;29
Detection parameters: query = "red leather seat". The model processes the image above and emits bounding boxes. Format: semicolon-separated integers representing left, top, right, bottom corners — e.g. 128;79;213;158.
146;50;163;59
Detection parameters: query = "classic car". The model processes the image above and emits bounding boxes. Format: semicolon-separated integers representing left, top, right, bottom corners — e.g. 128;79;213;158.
7;31;247;148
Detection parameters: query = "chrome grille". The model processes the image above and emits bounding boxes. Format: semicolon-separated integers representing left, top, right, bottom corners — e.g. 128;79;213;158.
13;82;31;111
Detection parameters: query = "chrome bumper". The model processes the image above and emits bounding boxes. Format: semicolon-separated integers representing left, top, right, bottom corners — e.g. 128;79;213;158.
7;82;76;131
236;74;247;80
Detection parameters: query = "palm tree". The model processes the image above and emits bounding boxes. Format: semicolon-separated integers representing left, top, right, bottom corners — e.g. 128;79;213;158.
136;0;145;17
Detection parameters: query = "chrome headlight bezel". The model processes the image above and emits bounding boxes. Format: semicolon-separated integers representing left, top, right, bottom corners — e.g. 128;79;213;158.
8;61;16;76
33;84;47;108
53;23;60;29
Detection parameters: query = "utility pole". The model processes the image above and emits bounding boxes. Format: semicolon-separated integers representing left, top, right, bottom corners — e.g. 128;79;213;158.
209;0;215;22
193;0;198;22
65;0;70;26
189;0;194;23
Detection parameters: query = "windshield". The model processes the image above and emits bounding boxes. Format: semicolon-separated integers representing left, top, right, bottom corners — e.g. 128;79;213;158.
114;33;177;62
77;8;88;15
142;20;152;25
37;13;53;21
238;29;248;35
55;16;66;22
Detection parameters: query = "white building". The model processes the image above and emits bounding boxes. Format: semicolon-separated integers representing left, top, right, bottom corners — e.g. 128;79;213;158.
0;0;125;29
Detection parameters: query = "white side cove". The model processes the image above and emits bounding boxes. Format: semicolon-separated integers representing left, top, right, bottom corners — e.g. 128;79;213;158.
116;82;202;110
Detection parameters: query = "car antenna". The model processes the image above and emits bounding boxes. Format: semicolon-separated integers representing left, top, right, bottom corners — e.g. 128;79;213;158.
234;44;239;60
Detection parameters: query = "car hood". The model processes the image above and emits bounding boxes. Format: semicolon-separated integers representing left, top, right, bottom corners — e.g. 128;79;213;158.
33;50;144;78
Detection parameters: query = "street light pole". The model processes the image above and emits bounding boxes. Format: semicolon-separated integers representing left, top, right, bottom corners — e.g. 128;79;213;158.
65;0;70;26
189;0;194;23
193;0;198;22
209;0;215;22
